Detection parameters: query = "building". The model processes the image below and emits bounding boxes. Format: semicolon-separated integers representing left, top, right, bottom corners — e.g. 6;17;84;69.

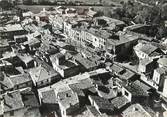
58;88;80;117
50;52;81;78
123;24;156;42
134;42;162;60
0;24;27;40
88;95;114;115
110;63;138;82
9;73;33;90
73;53;98;71
122;103;152;117
138;58;156;74
0;72;14;94
157;58;167;68
29;58;61;88
38;86;59;114
152;67;167;98
86;105;101;117
17;54;35;69
0;39;11;53
49;81;80;117
110;96;130;112
94;16;125;31
0;60;12;70
0;89;41;117
122;80;150;104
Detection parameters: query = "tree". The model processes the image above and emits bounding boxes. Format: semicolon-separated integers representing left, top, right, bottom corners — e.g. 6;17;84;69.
0;1;13;10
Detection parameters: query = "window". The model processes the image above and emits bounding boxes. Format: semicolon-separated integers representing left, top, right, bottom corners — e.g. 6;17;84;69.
156;77;159;83
10;111;14;116
66;93;71;97
135;108;139;111
125;91;129;97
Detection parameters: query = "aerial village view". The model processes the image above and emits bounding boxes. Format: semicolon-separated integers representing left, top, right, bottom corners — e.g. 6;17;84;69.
0;0;167;117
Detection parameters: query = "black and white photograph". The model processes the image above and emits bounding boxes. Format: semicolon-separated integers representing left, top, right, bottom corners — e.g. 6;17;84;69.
0;0;167;117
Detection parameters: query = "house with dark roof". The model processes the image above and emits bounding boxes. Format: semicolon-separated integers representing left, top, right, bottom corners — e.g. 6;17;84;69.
86;105;101;117
88;95;114;115
73;53;98;72
36;43;59;64
0;89;41;117
0;60;12;71
14;35;27;44
110;63;138;82
0;39;11;53
123;24;156;42
38;86;59;114
0;72;14;94
122;80;150;105
0;24;28;40
94;16;125;29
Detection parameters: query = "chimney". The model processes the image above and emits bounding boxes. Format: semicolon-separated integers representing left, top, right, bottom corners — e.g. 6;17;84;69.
43;8;46;12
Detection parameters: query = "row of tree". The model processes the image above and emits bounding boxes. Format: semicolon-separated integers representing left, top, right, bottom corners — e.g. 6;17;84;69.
108;0;167;39
0;1;14;10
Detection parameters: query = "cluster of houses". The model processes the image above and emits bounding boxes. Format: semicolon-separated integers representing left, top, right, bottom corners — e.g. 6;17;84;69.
0;5;167;117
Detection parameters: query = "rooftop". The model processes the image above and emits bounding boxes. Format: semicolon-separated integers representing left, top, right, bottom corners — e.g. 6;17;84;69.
107;33;139;47
74;53;97;70
124;81;149;97
50;53;78;70
122;103;152;117
17;54;34;64
2;51;16;60
86;105;100;117
21;88;39;108
110;63;124;73
23;38;40;47
111;96;129;109
0;60;12;67
118;68;136;81
134;80;151;92
9;73;32;86
58;90;79;110
3;91;24;113
0;72;14;92
1;24;24;32
41;89;58;104
155;67;167;75
29;64;59;82
158;58;167;67
0;39;9;48
124;24;150;31
95;16;125;26
139;58;153;66
97;86;117;99
89;95;114;110
134;43;158;55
